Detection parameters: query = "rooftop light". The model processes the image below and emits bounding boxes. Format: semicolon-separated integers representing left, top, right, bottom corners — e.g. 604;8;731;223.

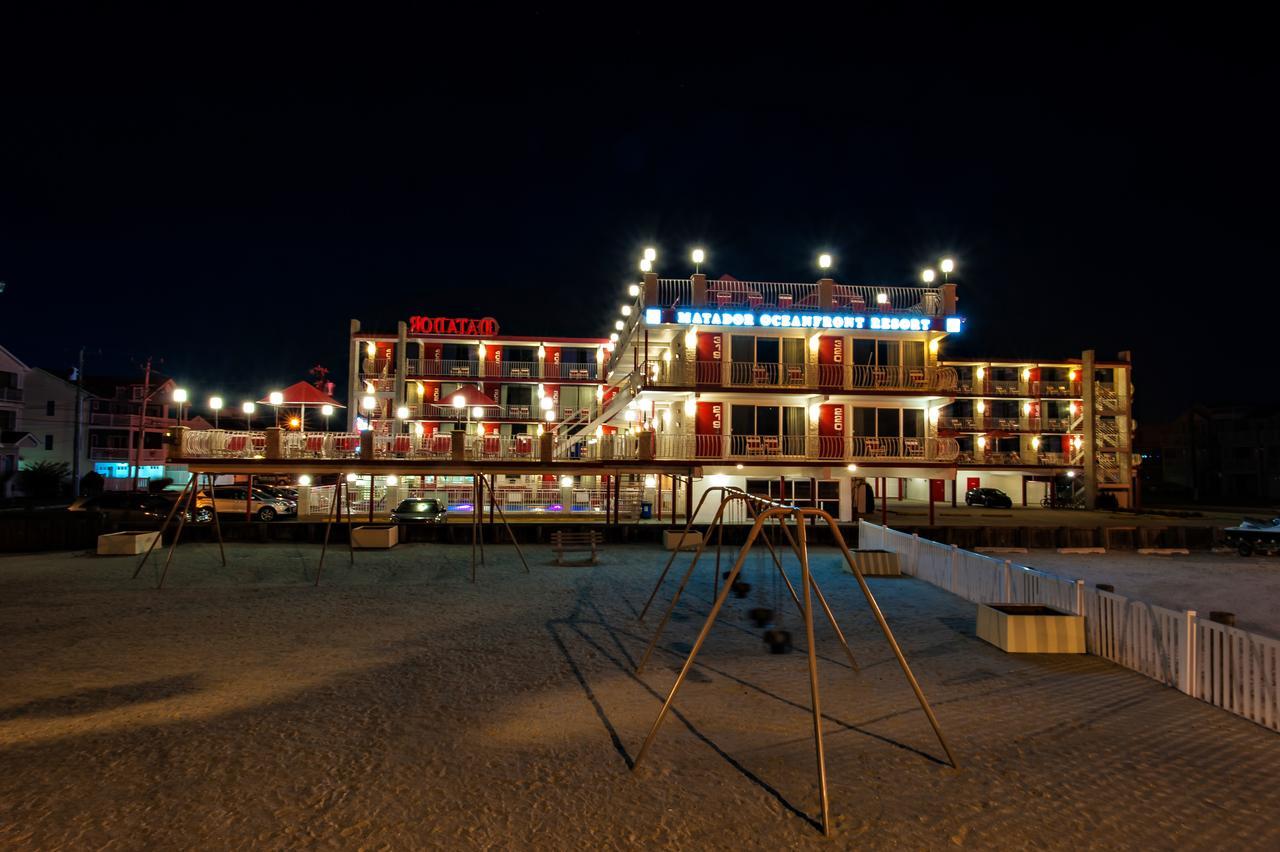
643;247;656;262
818;253;832;270
921;268;936;284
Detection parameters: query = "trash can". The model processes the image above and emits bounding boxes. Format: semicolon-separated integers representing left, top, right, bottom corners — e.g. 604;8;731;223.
640;501;653;520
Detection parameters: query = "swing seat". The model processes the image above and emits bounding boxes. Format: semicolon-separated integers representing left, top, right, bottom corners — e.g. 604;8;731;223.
763;629;793;654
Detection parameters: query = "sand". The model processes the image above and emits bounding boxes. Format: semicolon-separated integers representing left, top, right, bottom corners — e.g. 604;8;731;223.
1010;549;1280;637
1;542;1278;849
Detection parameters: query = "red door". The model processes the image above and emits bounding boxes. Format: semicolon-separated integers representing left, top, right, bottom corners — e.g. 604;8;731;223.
696;401;723;458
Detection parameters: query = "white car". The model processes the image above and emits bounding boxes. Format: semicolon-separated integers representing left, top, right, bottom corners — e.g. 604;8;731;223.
203;485;296;522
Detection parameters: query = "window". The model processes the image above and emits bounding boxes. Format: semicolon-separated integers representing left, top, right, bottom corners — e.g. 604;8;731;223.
817;480;840;515
45;434;54;451
46;400;56;416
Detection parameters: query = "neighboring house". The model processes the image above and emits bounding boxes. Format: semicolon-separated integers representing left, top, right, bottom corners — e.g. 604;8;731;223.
21;367;95;483
80;374;211;490
0;344;35;498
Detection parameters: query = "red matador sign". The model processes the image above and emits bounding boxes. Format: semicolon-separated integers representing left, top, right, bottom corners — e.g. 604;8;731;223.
408;316;500;336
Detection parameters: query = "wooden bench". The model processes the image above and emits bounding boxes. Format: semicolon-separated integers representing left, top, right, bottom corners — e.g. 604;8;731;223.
552;530;603;566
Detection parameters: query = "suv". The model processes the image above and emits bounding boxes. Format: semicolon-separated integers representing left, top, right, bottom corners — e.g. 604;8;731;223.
68;492;215;525
965;487;1013;509
203;485;296;521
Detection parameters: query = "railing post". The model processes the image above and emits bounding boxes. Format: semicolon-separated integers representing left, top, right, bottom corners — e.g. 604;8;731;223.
1074;579;1085;615
539;432;553;464
451;430;466;462
265;426;283;460
170;425;188;460
691;273;707;306
638;431;655;461
360;430;374;461
1003;559;1012;602
818;277;834;309
1182;609;1198;697
643;271;658;306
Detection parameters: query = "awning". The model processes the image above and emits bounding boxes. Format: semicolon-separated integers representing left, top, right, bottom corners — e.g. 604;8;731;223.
258;381;345;408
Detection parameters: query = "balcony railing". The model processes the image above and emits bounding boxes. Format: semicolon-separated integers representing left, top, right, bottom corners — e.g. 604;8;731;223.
402;359;600;381
654;434;959;463
0;386;22;402
647;361;958;393
957;451;1084;467
939;416;1081;434
652;278;945;316
89;447;168;463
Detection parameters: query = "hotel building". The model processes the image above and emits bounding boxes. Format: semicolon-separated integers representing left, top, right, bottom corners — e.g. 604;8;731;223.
343;270;1134;520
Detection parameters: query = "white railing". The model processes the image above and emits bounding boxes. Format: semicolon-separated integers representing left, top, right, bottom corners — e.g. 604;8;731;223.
655;278;693;307
657;361;957;392
90;448;168;463
181;429;267;458
655;434;959;463
282;431;362;458
860;520;1280;733
403;359;602;381
652;278;945;316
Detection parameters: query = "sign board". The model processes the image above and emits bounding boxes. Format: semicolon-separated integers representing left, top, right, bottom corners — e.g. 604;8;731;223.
408;316;500;336
649;308;961;334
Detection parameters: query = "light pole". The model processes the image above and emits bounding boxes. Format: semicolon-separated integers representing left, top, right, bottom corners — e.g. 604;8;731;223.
172;388;188;424
321;403;334;432
209;396;223;429
818;253;832;275
691;247;705;275
268;391;283;427
242;401;255;431
940;258;955;282
360;395;376;431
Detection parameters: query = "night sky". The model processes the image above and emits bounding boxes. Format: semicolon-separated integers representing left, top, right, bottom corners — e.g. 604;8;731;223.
1;11;1275;421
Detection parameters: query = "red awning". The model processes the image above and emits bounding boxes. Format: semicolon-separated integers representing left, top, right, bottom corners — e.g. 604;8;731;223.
438;384;498;407
258;381;345;408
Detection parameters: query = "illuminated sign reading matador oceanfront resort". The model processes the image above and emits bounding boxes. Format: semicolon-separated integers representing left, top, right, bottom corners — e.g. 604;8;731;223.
650;308;963;334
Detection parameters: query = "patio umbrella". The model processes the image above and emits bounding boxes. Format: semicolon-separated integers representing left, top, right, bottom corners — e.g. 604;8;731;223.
259;381;345;430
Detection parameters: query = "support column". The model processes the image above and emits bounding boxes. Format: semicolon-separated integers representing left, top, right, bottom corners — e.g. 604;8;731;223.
1082;348;1097;509
395;320;407;426
348;319;362;430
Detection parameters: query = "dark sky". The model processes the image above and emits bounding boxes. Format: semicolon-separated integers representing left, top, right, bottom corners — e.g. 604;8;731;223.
1;10;1275;421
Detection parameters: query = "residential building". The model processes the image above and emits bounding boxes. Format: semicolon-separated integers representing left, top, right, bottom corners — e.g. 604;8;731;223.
0;345;35;498
20;368;93;483
80;374;211;490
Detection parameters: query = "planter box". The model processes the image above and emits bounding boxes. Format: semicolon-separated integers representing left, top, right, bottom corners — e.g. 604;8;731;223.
845;549;901;576
351;525;399;549
664;529;702;551
97;531;160;556
976;603;1085;654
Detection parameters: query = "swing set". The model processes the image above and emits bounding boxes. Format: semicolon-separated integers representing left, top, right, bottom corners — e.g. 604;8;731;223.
634;486;956;837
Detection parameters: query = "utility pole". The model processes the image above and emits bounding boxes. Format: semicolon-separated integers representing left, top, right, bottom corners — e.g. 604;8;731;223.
72;347;85;490
129;357;152;491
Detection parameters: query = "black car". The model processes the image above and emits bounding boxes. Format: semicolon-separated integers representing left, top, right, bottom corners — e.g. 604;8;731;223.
965;487;1013;508
390;498;447;524
67;492;215;525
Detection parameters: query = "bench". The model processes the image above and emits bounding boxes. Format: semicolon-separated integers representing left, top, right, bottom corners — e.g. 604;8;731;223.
552;530;603;566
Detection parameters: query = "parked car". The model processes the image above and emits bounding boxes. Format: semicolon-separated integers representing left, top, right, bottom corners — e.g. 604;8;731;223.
390;498;447;524
68;491;215;525
254;484;299;504
203;485;296;521
965;487;1013;508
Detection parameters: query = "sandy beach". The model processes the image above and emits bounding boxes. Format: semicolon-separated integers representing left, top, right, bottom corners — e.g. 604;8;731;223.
1;542;1277;849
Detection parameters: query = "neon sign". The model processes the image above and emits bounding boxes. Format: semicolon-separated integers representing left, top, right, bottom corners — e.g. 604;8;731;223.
409;316;500;336
661;309;960;333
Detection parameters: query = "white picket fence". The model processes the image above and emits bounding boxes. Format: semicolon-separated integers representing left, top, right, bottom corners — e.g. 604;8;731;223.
859;520;1280;733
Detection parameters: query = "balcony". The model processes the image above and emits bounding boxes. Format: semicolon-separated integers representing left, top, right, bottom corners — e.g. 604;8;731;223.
90;447;168;463
939;416;1080;435
646;361;958;393
654;278;946;317
655;434;958;463
956;451;1083;467
89;413;175;429
402;360;600;382
0;386;22;403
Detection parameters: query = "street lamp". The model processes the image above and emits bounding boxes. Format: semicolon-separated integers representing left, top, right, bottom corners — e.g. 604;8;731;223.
173;388;188;423
242;401;255;430
360;395;376;431
940;258;955;280
921;268;936;284
269;390;284;426
691;248;705;274
818;253;832;273
321;403;334;431
639;258;652;272
644;247;656;262
209;396;222;428
628;283;640;297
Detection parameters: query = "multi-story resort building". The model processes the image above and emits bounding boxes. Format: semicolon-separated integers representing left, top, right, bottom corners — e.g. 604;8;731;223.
339;269;1134;521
